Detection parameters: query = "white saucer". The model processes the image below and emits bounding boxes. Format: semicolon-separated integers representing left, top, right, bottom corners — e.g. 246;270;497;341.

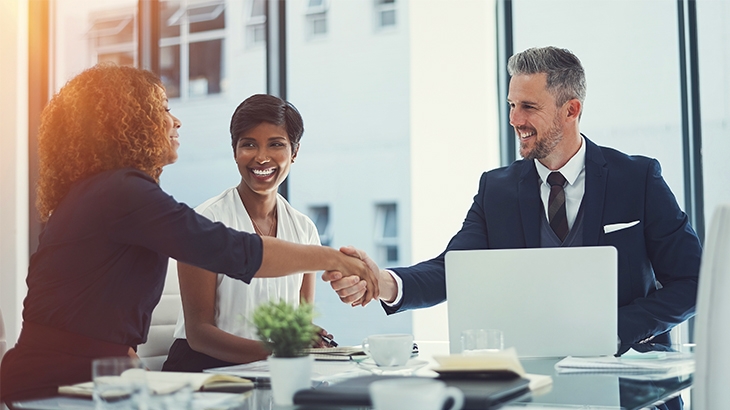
357;359;428;374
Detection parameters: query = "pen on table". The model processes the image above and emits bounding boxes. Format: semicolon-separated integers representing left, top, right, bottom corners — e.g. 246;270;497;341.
320;334;338;347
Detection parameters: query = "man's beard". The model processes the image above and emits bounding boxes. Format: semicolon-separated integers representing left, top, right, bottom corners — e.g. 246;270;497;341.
519;116;563;160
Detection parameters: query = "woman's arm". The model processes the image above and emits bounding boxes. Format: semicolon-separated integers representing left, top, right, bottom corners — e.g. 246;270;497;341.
299;273;335;348
300;273;316;304
257;237;379;301
178;261;269;364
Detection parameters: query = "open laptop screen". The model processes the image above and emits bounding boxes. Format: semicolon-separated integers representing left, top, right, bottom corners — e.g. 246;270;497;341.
445;246;617;358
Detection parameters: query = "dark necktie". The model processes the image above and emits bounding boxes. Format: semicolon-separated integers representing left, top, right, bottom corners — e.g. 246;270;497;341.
547;172;569;241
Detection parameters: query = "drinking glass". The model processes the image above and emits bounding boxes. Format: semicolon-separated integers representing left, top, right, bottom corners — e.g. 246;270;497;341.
461;329;503;354
92;357;147;410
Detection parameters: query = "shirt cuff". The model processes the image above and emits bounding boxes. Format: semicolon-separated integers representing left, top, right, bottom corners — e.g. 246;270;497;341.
382;269;404;306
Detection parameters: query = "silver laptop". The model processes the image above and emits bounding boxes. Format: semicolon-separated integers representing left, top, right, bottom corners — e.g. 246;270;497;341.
445;246;618;358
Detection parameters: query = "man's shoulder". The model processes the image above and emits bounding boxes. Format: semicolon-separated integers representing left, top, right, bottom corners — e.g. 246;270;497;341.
586;138;656;166
482;159;531;182
595;144;658;169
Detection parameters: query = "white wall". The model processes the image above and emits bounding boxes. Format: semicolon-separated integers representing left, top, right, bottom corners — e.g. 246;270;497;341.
409;0;500;341
0;0;30;349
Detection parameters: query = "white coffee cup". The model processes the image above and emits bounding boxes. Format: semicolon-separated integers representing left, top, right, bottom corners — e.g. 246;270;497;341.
362;333;413;367
370;378;464;410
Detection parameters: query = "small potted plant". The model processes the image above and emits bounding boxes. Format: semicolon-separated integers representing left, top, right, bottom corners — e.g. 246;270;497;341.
253;300;318;405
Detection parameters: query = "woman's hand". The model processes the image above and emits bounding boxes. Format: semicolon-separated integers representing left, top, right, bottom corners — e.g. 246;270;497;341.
312;326;336;348
333;248;380;304
323;246;398;307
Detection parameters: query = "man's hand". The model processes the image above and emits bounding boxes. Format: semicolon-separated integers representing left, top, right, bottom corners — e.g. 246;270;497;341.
332;246;380;302
323;246;397;307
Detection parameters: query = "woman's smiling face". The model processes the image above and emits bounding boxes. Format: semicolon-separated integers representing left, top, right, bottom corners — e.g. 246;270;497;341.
235;122;297;197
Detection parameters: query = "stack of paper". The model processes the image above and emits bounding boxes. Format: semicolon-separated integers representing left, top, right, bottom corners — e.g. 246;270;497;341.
59;371;253;397
555;349;694;375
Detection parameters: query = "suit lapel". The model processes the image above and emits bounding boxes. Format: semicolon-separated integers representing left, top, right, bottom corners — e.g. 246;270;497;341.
518;160;541;248
582;136;608;246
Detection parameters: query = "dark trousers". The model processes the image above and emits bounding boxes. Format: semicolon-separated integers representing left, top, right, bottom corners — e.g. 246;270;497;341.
162;338;235;373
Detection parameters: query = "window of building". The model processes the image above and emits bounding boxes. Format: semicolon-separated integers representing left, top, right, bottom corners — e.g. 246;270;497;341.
159;0;226;99
374;203;398;265
309;205;331;246
246;0;266;47
305;0;328;37
87;10;136;67
374;0;396;28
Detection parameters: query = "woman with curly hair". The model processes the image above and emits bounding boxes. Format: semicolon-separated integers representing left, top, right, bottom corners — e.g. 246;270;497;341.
0;64;377;404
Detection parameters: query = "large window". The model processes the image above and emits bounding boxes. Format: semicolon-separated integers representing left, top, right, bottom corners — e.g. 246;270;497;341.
697;1;730;225
375;203;399;266
305;0;328;38
374;0;397;28
510;0;686;205
87;10;136;66
245;0;266;47
24;0;725;357
160;0;226;99
309;205;332;247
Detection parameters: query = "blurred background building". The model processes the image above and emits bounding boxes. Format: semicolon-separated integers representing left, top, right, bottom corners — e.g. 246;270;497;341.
2;0;728;353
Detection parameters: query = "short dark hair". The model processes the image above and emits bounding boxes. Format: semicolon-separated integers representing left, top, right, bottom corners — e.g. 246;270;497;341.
230;94;304;153
507;46;586;107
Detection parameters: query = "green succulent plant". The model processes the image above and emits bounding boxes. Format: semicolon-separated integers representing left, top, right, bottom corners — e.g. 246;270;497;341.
253;300;318;358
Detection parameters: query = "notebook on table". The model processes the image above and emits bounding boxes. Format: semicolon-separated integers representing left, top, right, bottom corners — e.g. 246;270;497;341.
445;246;618;358
293;374;530;409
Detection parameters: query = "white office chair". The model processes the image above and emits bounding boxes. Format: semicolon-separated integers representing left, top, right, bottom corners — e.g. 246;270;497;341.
0;307;6;362
137;260;182;371
693;204;730;410
1;307;6;406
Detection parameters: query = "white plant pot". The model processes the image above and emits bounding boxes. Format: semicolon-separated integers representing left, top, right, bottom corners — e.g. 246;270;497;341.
268;355;313;405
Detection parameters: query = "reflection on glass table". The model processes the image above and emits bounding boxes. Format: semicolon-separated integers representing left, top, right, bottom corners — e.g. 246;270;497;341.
11;344;693;410
508;358;692;410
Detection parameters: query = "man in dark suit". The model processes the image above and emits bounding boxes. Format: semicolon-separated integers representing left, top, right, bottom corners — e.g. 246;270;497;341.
324;46;701;357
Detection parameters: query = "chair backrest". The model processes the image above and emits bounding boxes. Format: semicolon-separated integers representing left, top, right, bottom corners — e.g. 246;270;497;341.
137;260;181;371
0;307;6;362
693;204;730;410
1;306;6;399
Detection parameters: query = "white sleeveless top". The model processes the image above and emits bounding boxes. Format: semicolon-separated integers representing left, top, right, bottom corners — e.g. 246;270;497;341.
172;187;320;340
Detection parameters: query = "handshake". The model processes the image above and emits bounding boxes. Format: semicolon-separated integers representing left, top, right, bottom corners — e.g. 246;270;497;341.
324;246;396;307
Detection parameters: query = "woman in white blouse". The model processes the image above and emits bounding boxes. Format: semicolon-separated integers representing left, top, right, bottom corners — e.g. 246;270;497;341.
162;94;333;371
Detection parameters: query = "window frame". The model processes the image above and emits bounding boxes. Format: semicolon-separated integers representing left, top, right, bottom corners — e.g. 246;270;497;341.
159;0;227;100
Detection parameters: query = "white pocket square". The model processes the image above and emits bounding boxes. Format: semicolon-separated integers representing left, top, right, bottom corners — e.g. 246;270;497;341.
603;220;640;234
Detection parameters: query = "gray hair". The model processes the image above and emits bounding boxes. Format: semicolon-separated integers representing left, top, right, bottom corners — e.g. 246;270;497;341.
507;46;586;108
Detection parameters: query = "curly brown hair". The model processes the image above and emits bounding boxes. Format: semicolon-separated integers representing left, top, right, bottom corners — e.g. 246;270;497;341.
36;63;172;222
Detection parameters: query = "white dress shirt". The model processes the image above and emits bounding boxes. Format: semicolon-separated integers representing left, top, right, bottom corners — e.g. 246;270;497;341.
534;136;586;231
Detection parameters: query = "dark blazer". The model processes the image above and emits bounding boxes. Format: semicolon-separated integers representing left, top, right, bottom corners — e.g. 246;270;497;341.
385;136;701;349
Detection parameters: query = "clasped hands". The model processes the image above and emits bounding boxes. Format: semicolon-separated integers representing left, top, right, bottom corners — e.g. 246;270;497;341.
325;246;395;307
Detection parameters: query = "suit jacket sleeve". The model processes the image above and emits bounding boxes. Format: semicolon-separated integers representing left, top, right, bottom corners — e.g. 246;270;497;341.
617;158;701;346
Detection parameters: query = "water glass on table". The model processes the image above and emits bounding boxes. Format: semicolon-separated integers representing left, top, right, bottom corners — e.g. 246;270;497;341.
461;329;503;354
92;357;147;410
